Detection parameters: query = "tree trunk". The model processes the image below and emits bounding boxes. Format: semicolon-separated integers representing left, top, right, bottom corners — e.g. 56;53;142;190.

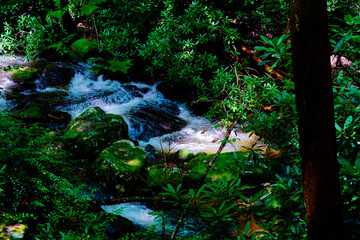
60;0;76;33
289;0;344;239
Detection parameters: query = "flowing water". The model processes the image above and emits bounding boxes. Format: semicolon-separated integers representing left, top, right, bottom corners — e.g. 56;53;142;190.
101;202;205;237
0;56;261;237
0;57;259;153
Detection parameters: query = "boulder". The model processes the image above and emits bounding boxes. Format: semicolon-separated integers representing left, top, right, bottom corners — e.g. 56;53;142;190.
62;107;128;157
6;67;39;93
92;140;146;195
12;103;71;130
8;67;39;83
36;64;75;90
126;101;187;141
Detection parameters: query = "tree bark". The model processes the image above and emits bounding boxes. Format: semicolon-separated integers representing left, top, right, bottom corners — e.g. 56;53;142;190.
289;0;344;239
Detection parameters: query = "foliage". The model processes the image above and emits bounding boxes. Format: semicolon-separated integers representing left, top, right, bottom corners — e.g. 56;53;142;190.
0;112;113;239
138;1;240;87
1;0;360;239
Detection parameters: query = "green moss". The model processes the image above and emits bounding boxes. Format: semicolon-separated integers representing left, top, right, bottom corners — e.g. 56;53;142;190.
8;67;38;82
177;149;195;161
69;39;98;59
14;105;43;120
147;165;182;187
62;107;128;156
93;140;146;176
185;151;257;183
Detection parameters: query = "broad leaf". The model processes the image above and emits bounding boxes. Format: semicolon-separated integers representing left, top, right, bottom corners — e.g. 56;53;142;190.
344;116;353;130
107;60;133;74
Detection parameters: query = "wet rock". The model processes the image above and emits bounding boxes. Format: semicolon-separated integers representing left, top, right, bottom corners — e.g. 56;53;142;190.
92;140;146;196
36;64;75;90
7;67;39;83
127;101;187;141
106;214;134;239
12;103;71;130
62;107;129;157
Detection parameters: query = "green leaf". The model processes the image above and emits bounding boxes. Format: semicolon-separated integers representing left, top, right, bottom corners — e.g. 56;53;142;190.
335;122;342;132
244;221;251;234
344;14;353;25
167;183;175;193
355;158;360;172
176;183;182;192
47;9;65;19
334;38;344;52
352;35;360;43
107;60;133;74
88;0;107;4
81;5;99;15
344;116;353;130
277;34;287;46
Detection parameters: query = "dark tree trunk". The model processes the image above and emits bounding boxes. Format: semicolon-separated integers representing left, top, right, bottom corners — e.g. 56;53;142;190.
289;0;344;239
60;0;76;33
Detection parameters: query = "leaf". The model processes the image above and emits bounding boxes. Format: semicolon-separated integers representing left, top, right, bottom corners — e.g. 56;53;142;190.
334;38;344;52
47;10;62;19
107;60;133;74
88;0;107;4
166;183;175;193
176;183;182;192
344;116;353;130
352;35;360;43
344;14;353;25
277;34;287;46
81;5;99;16
257;60;272;65
355;158;360;172
335;122;342;132
244;221;251;235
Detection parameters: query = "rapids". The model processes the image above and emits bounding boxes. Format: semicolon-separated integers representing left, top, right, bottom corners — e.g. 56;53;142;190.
0;57;259;153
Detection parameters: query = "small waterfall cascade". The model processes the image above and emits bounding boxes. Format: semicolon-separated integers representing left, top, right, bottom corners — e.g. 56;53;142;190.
102;202;203;237
0;58;258;153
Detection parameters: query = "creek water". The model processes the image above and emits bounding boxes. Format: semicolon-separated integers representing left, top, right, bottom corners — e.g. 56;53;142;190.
0;57;258;153
0;56;260;236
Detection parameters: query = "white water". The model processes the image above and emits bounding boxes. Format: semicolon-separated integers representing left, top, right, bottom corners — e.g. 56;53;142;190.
1;58;260;153
102;202;160;228
101;202;200;237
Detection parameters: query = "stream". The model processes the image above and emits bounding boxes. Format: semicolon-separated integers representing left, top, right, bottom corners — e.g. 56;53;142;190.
0;56;259;236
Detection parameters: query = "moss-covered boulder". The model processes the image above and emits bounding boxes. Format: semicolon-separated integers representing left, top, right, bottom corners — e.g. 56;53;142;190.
92;140;146;195
69;39;98;59
62;107;128;157
147;165;182;188
12;103;71;130
8;67;38;83
185;151;269;183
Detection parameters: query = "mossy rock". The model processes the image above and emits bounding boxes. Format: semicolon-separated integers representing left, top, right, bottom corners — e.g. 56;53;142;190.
8;67;38;82
37;64;75;89
69;39;98;59
12;104;71;129
177;149;195;161
62;107;128;157
185;151;269;183
14;105;44;120
147;165;182;187
92;140;146;195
